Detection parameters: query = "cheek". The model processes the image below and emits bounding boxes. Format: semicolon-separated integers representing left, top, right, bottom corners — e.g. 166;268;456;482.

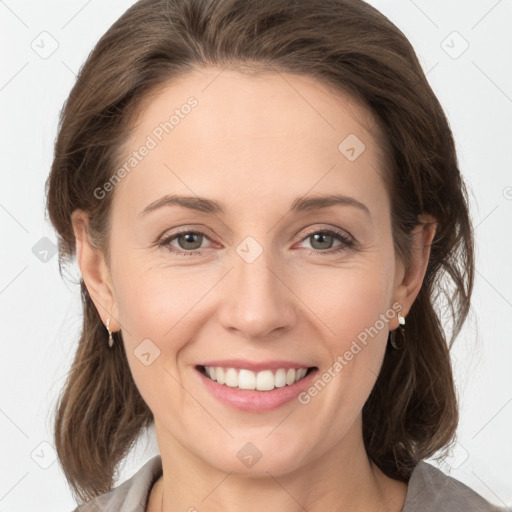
298;255;394;346
295;256;394;406
111;248;210;342
336;274;393;347
109;252;223;399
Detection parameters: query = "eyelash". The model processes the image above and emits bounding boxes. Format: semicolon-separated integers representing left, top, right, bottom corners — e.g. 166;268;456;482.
157;227;355;257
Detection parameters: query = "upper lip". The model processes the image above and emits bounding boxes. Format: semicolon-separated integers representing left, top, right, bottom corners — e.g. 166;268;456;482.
198;359;316;372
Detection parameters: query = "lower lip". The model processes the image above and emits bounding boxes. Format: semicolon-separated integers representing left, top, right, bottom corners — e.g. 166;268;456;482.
196;367;318;412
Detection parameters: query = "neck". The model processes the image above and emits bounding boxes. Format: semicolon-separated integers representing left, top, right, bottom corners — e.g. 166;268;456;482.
149;420;407;512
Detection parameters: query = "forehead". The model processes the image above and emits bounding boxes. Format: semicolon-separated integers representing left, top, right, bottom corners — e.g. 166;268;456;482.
112;66;388;219
130;66;380;146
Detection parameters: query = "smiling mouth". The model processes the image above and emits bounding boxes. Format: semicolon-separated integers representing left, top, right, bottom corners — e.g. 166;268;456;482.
196;365;318;392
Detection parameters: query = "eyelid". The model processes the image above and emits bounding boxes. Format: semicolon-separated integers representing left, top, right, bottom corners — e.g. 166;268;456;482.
296;224;353;240
156;225;215;243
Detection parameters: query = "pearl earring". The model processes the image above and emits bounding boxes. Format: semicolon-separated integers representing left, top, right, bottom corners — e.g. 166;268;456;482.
389;313;406;349
106;317;114;348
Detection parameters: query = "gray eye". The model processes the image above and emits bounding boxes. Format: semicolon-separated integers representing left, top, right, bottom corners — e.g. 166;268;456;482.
176;233;203;250
309;233;335;250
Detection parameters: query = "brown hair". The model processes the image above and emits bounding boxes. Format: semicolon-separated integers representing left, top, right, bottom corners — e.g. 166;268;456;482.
45;0;474;503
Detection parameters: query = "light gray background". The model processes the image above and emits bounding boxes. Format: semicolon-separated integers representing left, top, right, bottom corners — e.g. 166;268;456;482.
1;0;511;510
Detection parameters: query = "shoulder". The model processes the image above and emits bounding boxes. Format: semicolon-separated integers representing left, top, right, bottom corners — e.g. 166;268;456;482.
69;455;162;512
403;461;505;512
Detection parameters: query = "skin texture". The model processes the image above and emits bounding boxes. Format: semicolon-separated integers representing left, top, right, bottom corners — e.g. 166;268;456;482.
72;67;436;512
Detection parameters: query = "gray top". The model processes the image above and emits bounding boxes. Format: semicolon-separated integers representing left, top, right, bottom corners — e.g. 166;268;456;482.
71;455;505;511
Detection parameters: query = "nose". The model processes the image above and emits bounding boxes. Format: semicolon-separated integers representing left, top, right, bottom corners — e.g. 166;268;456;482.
217;244;298;340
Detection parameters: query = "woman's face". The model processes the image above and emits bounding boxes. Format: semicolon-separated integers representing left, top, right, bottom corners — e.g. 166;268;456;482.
80;67;421;476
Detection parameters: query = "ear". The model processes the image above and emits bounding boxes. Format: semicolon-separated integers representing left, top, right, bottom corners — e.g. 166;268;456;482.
392;214;437;328
71;209;120;331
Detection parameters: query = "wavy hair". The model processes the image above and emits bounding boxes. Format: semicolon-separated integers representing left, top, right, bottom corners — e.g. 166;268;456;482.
45;0;474;503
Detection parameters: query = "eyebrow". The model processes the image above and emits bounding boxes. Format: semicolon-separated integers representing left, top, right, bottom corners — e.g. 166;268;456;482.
137;193;371;218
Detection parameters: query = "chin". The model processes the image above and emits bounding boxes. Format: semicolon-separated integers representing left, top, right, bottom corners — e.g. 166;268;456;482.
200;437;310;477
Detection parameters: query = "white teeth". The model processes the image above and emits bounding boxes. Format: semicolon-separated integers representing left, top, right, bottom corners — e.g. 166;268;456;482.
274;368;287;388
256;370;274;391
216;367;225;384
238;369;256;390
225;368;238;387
202;366;310;391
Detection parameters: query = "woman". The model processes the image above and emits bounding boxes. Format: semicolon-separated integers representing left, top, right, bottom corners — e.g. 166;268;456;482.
46;0;504;510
